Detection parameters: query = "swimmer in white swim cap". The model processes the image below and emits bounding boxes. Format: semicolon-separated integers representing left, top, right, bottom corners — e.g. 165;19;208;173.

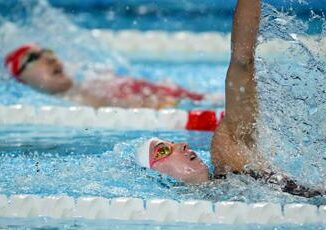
135;137;325;197
136;138;209;184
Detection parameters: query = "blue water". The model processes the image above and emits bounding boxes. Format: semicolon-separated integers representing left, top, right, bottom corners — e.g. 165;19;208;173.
0;217;326;230
0;125;325;206
1;0;325;34
49;0;326;34
1;217;326;230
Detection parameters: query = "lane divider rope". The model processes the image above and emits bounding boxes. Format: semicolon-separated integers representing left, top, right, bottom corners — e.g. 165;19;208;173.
92;30;325;61
0;194;324;224
0;104;224;131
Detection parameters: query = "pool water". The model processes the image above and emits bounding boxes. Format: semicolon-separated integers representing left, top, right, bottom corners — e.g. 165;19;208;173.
0;0;326;227
1;125;325;206
1;217;325;230
1;217;326;230
2;0;324;33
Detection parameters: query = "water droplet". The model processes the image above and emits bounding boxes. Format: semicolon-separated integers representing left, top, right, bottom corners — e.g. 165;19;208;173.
302;136;311;146
308;106;318;115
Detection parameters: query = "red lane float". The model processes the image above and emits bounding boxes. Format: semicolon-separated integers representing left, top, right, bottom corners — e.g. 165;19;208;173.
186;110;224;131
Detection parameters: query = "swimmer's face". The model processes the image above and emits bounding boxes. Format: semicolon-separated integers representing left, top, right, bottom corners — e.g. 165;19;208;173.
19;47;72;94
149;140;209;184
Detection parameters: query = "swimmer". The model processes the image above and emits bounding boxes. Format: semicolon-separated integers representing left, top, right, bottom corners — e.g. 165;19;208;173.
4;45;223;109
136;138;209;184
136;137;325;197
136;0;325;198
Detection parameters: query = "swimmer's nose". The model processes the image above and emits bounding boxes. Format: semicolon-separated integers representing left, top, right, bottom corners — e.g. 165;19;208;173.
53;59;64;70
57;61;63;69
174;142;189;152
46;55;61;66
54;58;63;67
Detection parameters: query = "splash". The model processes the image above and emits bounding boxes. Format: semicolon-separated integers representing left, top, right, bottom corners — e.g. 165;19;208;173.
257;2;326;187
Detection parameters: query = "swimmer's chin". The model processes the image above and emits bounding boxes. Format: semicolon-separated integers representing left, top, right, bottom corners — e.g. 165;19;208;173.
181;172;210;184
51;78;74;94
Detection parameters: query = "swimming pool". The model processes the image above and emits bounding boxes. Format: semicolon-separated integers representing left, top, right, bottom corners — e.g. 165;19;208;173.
0;0;326;228
1;124;325;203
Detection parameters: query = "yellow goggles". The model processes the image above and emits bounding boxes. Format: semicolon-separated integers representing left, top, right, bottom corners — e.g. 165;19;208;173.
150;143;172;167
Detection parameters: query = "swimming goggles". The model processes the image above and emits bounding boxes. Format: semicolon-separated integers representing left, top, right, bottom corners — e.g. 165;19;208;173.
17;49;54;75
150;142;173;167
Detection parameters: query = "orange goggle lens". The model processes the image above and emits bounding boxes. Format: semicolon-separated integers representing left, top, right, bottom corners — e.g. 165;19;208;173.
153;145;172;161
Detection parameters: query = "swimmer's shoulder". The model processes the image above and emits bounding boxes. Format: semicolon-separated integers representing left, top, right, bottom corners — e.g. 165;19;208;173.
211;120;253;175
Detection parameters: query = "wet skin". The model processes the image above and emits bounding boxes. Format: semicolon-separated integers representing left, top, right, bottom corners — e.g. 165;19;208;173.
149;139;209;184
211;0;261;175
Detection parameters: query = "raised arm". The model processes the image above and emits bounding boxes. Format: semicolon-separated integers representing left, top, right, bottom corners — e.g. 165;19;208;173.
210;1;326;198
211;0;261;174
230;0;261;67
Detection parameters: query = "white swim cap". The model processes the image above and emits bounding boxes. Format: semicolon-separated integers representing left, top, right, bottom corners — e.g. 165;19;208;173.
136;137;162;168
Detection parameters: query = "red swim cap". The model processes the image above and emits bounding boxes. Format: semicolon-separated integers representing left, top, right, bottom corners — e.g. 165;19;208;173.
4;44;39;79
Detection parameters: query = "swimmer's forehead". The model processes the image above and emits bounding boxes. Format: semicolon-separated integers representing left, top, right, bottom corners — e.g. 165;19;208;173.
26;46;43;53
152;140;170;148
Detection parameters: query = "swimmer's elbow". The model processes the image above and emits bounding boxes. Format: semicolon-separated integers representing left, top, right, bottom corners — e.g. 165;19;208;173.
230;56;254;71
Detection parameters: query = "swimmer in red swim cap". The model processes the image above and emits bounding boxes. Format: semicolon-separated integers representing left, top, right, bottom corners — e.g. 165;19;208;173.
5;44;73;94
134;0;326;198
4;44;222;109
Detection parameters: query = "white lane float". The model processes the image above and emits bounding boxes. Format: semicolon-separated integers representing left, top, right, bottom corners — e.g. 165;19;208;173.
0;194;324;224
